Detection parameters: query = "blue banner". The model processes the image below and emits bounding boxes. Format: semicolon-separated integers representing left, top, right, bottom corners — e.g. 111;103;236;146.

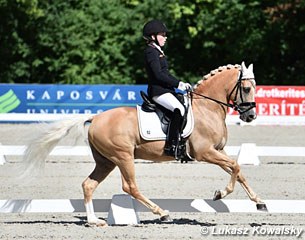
0;84;147;114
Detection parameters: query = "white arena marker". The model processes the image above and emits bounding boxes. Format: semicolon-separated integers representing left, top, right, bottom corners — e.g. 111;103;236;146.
107;194;140;225
264;200;305;213
191;199;218;213
0;143;6;165
190;199;305;213
0;199;75;213
237;143;260;165
191;199;258;213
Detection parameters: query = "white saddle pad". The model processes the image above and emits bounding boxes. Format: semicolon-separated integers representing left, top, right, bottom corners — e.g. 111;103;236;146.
137;105;194;141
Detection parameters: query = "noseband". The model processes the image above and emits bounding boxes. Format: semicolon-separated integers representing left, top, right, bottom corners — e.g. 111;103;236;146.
190;70;256;114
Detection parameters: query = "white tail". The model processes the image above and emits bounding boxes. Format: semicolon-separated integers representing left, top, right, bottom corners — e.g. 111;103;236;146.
19;116;92;180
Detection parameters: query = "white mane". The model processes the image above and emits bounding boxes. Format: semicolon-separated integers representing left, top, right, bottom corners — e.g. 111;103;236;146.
194;62;255;90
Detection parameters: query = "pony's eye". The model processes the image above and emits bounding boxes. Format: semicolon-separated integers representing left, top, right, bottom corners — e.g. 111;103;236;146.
243;87;251;94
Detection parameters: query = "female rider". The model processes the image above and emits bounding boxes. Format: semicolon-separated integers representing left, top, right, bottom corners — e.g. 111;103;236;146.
143;19;192;158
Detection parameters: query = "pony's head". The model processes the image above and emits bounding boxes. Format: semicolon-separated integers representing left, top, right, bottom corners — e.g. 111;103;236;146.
193;62;257;123
230;62;257;122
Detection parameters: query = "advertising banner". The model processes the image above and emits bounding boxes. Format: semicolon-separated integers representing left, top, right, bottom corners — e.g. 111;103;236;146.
0;84;304;116
255;86;305;116
0;84;146;114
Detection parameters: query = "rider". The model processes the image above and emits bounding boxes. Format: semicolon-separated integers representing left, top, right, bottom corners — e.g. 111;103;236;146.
142;19;192;158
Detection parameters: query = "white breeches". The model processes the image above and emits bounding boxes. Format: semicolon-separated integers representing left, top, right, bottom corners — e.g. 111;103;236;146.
152;93;185;116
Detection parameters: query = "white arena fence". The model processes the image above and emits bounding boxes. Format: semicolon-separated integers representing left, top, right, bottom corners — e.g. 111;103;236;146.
1;195;305;225
1;196;304;214
1;144;305;159
1;143;305;166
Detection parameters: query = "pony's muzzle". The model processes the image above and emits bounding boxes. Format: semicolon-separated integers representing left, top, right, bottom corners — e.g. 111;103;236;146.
240;111;257;122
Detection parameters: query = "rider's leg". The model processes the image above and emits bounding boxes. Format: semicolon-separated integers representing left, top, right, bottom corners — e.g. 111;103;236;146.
164;108;183;153
152;93;185;116
152;93;185;158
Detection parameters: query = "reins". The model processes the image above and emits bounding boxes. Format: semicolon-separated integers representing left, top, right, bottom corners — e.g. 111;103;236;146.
188;70;256;114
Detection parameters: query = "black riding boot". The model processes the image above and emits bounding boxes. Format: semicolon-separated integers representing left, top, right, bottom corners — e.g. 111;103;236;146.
164;109;183;159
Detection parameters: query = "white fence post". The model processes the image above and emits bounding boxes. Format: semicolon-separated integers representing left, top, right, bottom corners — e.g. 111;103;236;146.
237;143;260;165
107;194;140;225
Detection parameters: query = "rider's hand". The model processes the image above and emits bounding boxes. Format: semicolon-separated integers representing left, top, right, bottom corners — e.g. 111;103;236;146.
178;81;192;91
185;83;193;91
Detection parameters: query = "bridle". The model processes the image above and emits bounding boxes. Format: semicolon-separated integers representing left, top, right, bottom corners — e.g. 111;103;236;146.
189;70;256;114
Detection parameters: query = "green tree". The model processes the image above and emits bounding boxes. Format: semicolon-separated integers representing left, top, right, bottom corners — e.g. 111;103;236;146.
32;0;139;84
166;0;268;83
166;0;305;85
262;0;305;84
0;0;43;83
0;0;304;85
0;0;173;84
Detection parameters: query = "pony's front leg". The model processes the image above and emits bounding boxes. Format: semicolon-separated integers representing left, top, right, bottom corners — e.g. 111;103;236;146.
199;148;240;200
119;162;171;221
213;159;240;200
220;165;268;211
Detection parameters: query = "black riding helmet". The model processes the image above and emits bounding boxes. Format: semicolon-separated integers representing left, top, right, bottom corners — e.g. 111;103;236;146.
143;19;168;43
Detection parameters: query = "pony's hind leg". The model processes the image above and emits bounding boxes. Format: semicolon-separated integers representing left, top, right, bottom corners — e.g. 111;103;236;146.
82;143;116;226
118;158;170;221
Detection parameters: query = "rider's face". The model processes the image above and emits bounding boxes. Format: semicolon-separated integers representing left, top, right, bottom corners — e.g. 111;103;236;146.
153;32;167;47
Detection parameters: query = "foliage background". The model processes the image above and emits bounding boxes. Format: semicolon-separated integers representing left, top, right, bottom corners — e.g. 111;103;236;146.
0;0;304;85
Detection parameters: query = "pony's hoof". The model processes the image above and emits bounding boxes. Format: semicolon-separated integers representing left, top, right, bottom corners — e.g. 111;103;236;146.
256;203;268;211
160;214;172;222
213;190;222;201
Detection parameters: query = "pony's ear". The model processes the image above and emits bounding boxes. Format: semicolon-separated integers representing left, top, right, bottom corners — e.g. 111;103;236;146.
241;61;246;70
248;63;253;72
241;61;255;79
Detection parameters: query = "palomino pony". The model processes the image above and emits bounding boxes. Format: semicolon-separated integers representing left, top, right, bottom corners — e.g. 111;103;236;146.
21;62;267;226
